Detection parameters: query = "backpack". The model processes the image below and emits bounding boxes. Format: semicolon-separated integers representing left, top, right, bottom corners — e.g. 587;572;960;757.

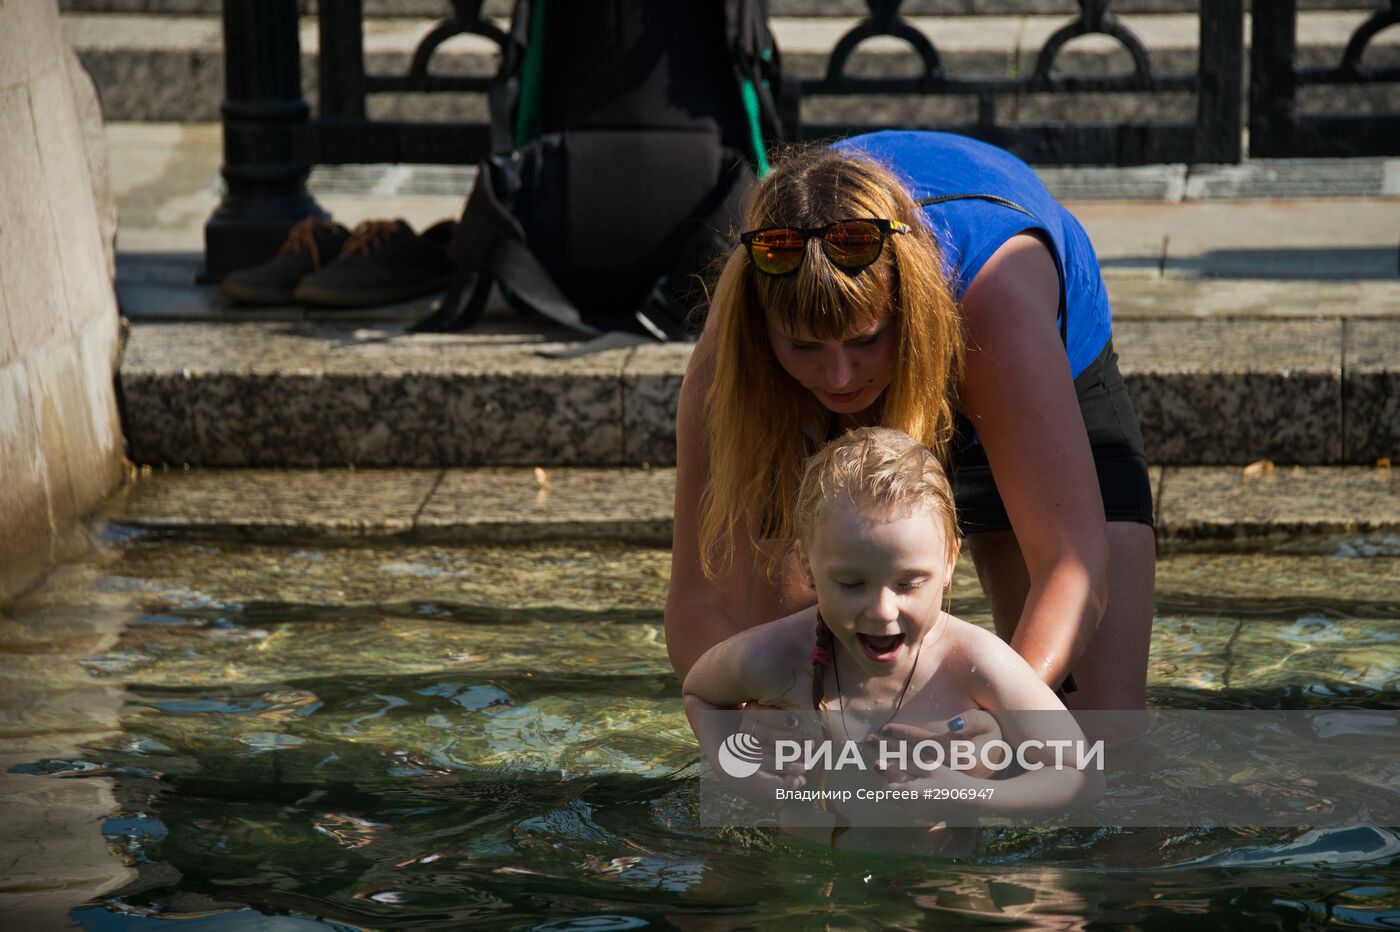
412;0;793;343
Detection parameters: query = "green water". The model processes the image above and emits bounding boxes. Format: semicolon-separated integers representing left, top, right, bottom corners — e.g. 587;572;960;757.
8;533;1400;929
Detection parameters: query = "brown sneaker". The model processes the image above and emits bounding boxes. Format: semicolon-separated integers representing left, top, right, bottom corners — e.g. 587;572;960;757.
218;217;351;306
292;219;455;308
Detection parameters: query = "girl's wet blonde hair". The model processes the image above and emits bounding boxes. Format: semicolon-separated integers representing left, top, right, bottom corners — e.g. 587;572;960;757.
793;425;959;561
699;145;964;579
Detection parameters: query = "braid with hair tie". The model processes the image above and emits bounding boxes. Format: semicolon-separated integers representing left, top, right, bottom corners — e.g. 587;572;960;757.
808;611;848;846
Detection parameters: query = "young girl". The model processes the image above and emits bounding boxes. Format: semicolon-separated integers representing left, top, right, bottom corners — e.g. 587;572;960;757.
683;427;1101;853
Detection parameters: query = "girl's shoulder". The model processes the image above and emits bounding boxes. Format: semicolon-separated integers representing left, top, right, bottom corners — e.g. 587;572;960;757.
937;615;1062;709
935;615;1028;677
940;614;1012;653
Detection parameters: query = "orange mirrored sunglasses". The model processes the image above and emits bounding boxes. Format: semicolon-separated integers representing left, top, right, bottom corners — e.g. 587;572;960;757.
739;218;911;276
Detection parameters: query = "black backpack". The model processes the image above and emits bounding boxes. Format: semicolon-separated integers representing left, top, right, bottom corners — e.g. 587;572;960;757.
413;0;793;344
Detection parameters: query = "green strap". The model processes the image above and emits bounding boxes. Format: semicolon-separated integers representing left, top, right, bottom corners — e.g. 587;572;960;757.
514;0;546;147
740;78;770;178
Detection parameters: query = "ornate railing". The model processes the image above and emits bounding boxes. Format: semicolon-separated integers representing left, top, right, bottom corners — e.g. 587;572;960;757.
1251;0;1400;157
798;0;1243;166
204;0;1397;279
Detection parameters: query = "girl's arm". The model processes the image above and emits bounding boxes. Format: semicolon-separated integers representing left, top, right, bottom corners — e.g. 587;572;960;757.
958;233;1109;690
683;622;807;808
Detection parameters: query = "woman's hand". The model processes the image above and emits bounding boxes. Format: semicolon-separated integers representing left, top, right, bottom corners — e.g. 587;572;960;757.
740;701;823;781
872;710;1003;783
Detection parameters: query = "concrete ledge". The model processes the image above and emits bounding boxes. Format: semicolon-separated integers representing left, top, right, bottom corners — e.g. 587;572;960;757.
1117;319;1344;465
102;465;1399;549
1156;465;1398;547
103;466;677;544
118;316;1397;468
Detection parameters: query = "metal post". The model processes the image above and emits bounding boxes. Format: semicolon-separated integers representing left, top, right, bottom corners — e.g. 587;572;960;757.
1196;0;1244;163
203;0;326;281
1248;0;1297;158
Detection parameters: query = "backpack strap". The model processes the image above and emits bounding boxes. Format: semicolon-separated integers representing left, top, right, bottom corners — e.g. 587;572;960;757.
727;0;794;170
412;149;599;335
916;193;1068;346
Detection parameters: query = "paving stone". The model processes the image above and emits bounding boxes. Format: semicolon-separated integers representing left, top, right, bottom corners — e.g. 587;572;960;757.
1156;465;1398;545
1115;319;1342;465
103;467;441;538
1073;200;1399;281
97;464;1400;551
1106;278;1400;320
417;467;675;543
1185;159;1395;200
1156;201;1398;280
1039;164;1187;203
118;366;198;468
1345;320;1400;463
120;323;632;466
622;343;693;467
1154;550;1400;605
118;316;1379;467
1071;201;1169;277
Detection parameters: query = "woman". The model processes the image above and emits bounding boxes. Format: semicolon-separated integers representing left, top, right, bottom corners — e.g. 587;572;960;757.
666;130;1155;722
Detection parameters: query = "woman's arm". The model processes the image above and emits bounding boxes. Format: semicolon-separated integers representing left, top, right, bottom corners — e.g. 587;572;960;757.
665;328;813;682
958;233;1109;689
891;624;1103;819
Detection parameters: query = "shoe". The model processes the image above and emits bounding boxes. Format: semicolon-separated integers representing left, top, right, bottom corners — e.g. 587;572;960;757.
219;217;350;305
293;219;455;308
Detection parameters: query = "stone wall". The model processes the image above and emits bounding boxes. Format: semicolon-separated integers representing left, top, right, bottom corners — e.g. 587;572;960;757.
1;1;124;605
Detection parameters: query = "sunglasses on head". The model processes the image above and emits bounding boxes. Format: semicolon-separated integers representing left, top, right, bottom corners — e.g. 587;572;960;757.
739;218;911;276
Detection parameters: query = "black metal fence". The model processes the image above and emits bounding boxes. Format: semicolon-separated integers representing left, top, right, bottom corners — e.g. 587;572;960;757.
1250;0;1400;157
800;0;1243;166
204;0;1398;279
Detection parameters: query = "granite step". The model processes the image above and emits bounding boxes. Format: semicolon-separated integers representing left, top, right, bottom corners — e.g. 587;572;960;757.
117;313;1399;469
63;10;1400;125
99;463;1400;552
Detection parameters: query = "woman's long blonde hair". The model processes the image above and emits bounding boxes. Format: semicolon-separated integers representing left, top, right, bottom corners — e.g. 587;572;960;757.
699;145;964;578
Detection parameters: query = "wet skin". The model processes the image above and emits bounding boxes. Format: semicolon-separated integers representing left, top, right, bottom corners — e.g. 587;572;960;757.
804;500;958;686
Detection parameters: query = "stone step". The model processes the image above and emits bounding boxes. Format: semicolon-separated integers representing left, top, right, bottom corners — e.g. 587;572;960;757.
117;314;1398;469
100;463;1400;551
56;1;1388;20
63;11;1400;125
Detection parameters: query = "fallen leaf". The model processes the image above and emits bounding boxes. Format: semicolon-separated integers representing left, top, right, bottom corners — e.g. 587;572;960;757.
1242;459;1275;479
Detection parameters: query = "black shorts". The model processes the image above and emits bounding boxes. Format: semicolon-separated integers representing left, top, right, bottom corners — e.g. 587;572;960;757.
951;338;1154;536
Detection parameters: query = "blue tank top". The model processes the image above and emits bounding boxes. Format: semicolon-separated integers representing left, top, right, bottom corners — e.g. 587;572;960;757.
832;131;1112;378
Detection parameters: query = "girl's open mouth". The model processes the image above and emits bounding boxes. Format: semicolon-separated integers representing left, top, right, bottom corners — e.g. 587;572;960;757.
856;632;905;662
